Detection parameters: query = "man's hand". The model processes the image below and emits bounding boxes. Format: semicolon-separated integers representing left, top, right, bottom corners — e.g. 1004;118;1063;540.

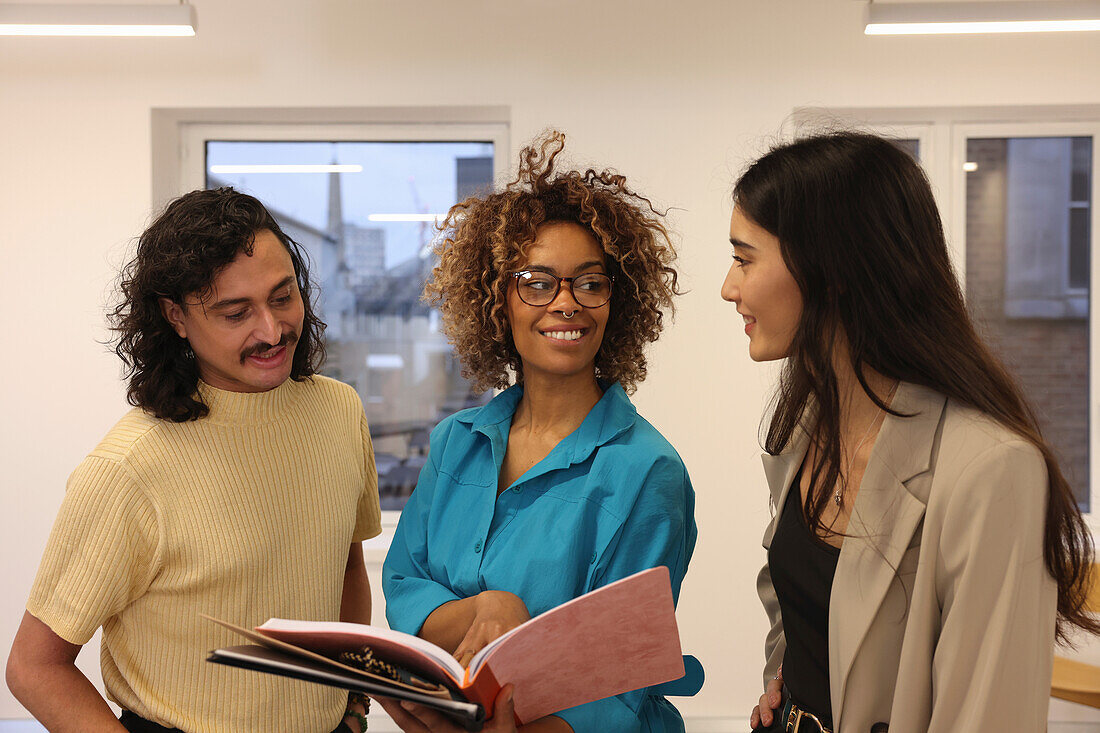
375;685;516;733
452;591;531;669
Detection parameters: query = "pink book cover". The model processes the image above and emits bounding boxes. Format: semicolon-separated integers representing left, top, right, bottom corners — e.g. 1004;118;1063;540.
468;565;685;723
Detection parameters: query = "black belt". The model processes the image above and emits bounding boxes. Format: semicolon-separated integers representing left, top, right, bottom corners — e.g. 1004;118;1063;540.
119;711;182;733
120;711;353;733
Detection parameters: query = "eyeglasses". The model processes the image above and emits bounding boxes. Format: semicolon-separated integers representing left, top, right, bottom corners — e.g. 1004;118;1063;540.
510;270;613;308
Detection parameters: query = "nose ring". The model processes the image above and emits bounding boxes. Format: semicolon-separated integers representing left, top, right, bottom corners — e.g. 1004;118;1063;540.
562;310;577;319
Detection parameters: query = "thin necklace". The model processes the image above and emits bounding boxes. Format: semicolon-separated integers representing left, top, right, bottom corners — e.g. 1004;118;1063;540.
836;402;886;506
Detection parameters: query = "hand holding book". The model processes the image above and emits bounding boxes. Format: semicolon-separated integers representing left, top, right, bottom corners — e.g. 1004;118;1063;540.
377;685;517;733
452;591;531;670
205;567;690;730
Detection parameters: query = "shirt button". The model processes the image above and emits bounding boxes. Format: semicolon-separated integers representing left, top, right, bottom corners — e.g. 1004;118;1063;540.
512;486;521;494
474;540;483;553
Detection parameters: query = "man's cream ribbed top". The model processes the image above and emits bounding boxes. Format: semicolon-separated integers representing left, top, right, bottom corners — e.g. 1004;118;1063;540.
28;375;382;733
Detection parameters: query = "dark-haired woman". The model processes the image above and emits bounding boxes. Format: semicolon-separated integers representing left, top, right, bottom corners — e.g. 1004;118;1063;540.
377;133;697;733
724;132;1096;732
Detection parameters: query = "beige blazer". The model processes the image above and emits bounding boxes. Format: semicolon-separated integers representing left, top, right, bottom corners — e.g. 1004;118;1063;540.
757;381;1057;732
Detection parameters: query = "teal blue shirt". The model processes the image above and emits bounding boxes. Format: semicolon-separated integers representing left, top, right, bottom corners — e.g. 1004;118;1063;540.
382;382;697;732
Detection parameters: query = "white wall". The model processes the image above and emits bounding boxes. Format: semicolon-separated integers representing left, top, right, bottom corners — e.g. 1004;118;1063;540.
3;0;1100;725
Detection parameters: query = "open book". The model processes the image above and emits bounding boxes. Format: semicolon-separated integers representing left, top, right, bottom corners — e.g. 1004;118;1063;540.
205;566;686;729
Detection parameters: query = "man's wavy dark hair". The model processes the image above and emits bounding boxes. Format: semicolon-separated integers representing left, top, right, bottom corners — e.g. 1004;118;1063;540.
110;187;326;422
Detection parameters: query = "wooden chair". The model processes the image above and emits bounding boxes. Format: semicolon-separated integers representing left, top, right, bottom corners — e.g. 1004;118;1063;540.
1051;564;1100;708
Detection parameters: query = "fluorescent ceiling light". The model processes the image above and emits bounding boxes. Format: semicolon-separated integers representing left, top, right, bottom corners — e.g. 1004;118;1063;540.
865;1;1100;34
0;3;197;36
368;214;448;222
208;164;363;174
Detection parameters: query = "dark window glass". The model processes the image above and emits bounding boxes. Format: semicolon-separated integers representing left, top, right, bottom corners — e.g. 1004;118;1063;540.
1072;137;1092;203
891;138;920;161
1070;207;1091;290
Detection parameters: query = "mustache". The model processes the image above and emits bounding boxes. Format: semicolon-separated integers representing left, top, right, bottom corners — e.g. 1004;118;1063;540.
240;330;299;363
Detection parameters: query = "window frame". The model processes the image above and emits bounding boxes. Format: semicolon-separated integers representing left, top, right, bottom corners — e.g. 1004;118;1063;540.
792;107;1100;533
155;107;510;559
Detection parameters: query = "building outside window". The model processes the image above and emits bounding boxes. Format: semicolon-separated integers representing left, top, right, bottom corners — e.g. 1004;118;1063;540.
964;134;1092;509
202;138;498;513
793;111;1098;518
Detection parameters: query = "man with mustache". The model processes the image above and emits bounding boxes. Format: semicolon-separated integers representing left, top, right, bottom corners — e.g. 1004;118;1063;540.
6;188;382;733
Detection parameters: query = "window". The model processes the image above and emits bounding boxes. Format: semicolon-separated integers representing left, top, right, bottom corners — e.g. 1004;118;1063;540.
983;137;1092;319
794;109;1100;520
958;126;1095;511
169;114;509;527
891;137;921;161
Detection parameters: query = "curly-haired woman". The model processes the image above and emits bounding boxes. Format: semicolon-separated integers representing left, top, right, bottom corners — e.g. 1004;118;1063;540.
379;132;697;733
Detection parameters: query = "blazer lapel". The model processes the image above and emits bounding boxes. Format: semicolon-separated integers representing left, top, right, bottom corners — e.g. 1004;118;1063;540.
760;428;811;546
829;383;947;726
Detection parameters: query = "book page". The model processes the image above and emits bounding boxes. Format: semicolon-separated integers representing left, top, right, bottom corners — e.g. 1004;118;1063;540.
203;615;450;696
254;618;466;686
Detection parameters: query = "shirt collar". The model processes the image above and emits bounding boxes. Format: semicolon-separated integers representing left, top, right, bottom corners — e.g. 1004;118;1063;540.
195;377;300;425
569;382;637;460
458;381;638;468
458;383;524;431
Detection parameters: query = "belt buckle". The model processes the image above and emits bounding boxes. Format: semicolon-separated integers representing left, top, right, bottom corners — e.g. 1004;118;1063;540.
785;701;831;733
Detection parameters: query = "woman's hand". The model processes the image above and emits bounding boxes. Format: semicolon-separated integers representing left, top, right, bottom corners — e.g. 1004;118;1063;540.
375;685;516;733
749;667;784;730
453;591;531;668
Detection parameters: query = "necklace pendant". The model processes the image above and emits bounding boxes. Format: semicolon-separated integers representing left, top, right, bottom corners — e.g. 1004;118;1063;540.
834;490;842;506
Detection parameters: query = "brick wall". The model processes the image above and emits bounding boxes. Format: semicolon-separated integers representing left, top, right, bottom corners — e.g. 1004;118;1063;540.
965;138;1090;507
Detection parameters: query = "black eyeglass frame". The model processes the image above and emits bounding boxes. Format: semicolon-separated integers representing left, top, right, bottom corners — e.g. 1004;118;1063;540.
509;270;615;309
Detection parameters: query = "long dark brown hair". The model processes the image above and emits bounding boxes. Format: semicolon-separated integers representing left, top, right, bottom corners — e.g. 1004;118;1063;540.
734;131;1096;642
110;187;326;422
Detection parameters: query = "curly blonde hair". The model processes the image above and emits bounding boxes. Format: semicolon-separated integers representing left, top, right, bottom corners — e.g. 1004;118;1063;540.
425;131;680;394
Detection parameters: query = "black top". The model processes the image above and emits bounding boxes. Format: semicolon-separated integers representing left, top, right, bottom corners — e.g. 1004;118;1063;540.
767;464;840;725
